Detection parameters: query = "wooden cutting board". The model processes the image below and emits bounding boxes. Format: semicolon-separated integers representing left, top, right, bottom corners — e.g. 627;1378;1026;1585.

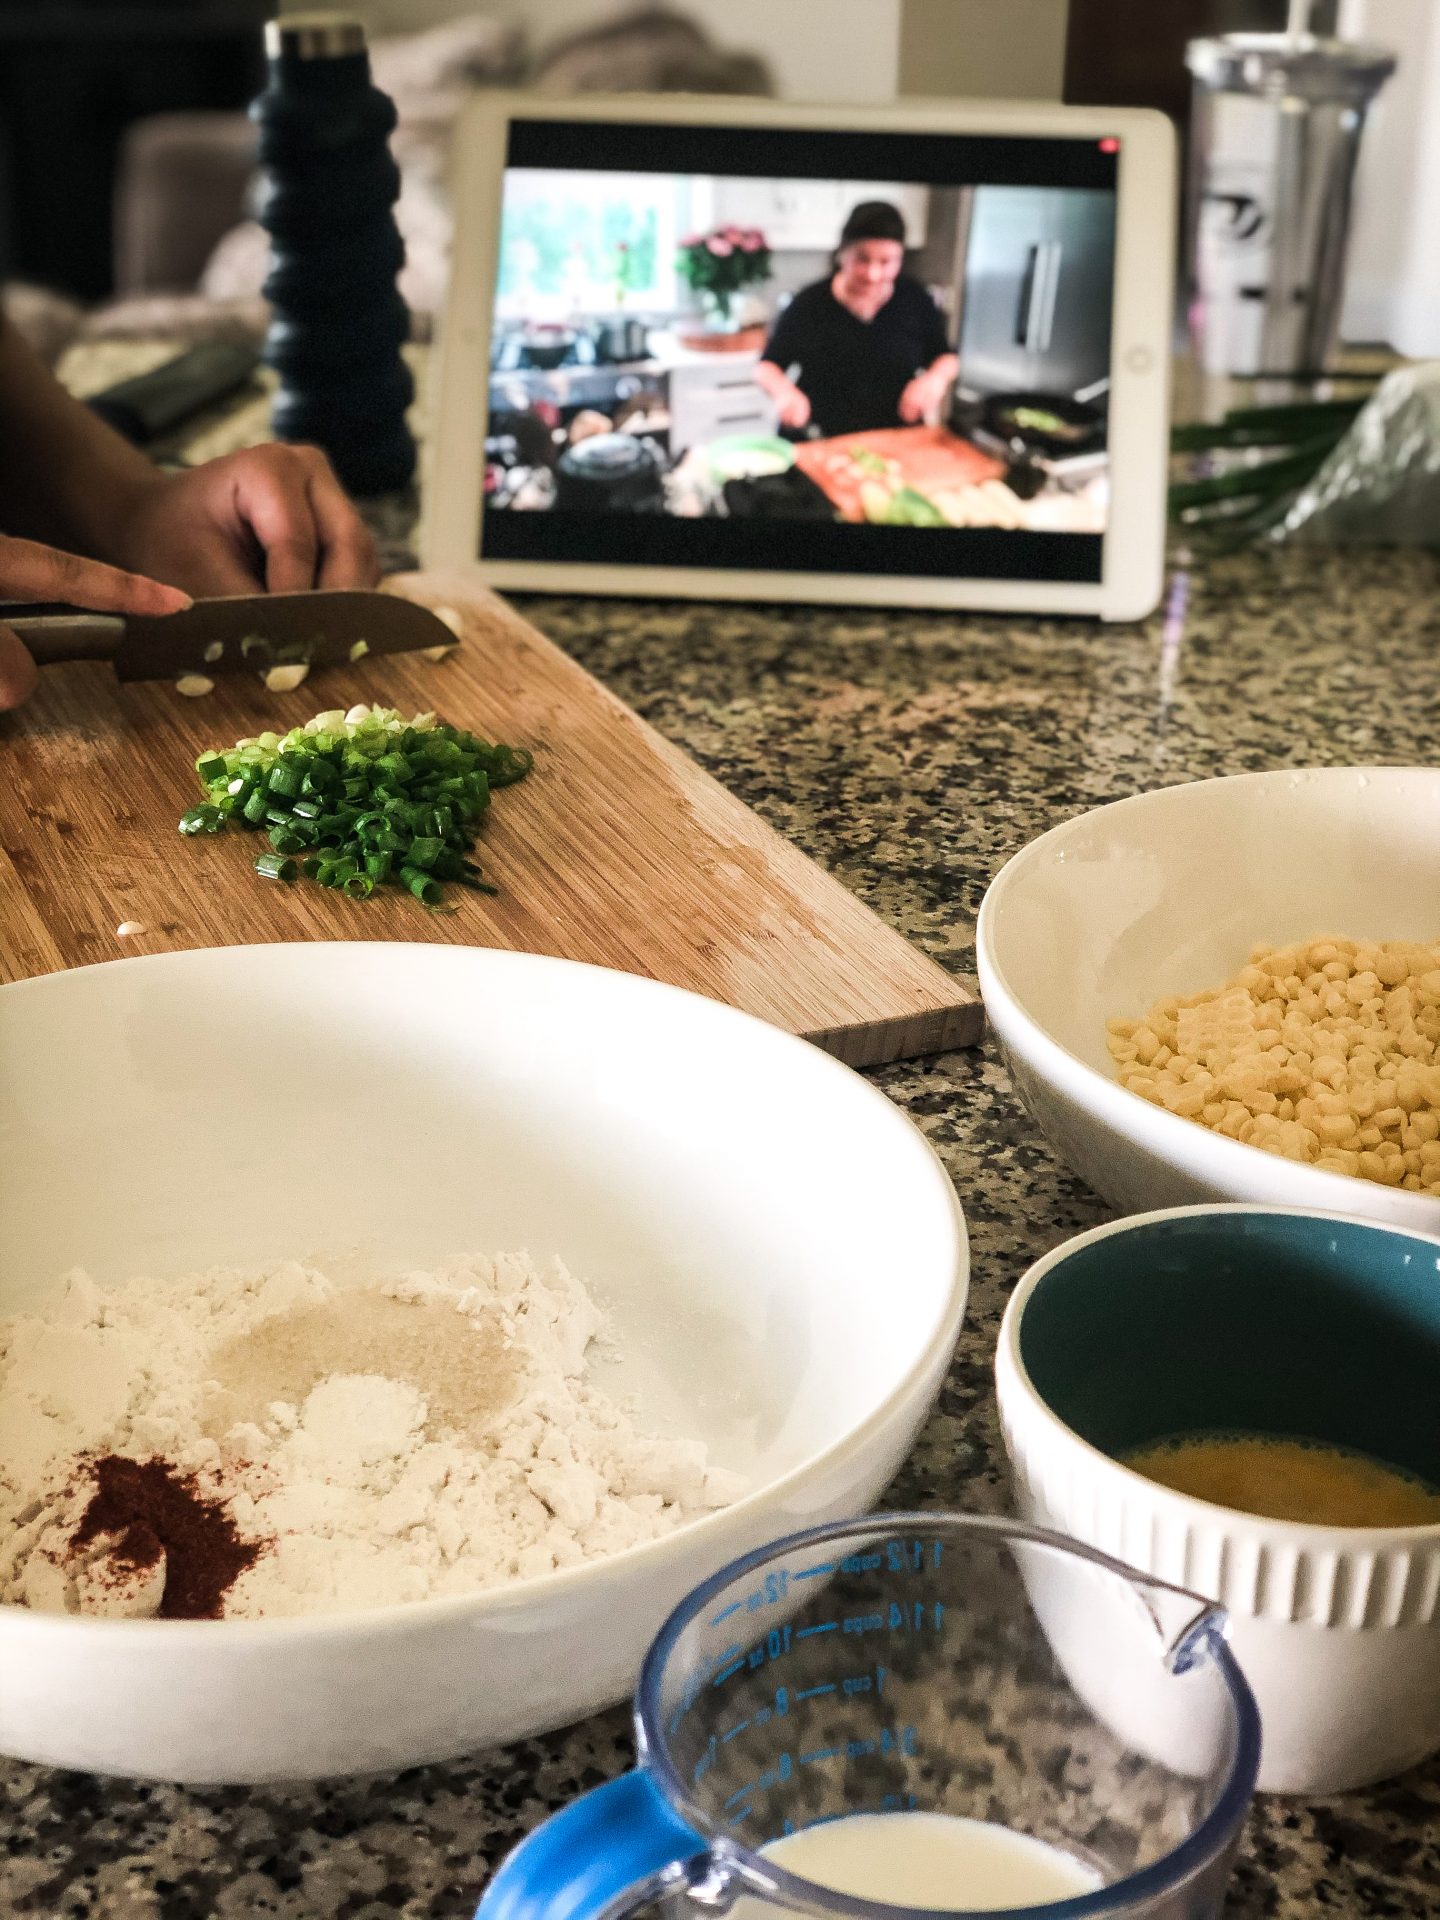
794;426;1005;523
0;566;978;1067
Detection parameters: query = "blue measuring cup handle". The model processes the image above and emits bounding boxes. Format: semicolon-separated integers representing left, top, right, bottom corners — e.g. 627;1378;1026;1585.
476;1770;707;1920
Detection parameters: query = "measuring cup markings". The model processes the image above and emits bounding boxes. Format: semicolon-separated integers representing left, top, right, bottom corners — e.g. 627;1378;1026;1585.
711;1718;925;1832
707;1542;942;1629
714;1663;889;1755
674;1532;1125;1855
676;1563;947;1758
797;1726;920;1768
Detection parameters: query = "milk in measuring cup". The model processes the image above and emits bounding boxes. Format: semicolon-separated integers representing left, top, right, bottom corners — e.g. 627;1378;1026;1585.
738;1810;1102;1911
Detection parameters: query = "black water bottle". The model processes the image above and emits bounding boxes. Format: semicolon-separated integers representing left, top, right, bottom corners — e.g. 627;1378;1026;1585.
252;12;416;496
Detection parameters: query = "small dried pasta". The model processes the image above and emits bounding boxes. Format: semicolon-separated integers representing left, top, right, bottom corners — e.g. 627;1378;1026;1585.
1107;937;1440;1196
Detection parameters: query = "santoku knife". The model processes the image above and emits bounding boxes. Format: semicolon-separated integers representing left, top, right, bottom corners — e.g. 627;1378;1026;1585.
2;591;460;683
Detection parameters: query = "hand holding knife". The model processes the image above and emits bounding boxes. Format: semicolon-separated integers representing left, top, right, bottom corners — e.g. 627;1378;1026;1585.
0;316;381;712
1;585;460;687
0;530;456;701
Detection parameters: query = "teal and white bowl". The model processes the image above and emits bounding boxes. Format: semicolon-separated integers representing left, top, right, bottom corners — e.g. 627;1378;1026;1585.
997;1204;1440;1794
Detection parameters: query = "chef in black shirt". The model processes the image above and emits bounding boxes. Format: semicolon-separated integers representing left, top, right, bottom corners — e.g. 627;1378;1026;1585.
753;201;958;439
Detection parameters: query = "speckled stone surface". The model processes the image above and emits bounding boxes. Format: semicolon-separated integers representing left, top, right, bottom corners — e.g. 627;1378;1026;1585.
5;538;1440;1917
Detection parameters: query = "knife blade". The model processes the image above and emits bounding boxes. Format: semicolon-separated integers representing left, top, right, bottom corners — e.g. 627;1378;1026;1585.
2;591;460;683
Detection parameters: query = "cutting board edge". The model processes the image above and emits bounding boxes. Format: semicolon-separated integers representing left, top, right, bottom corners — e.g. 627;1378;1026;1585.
803;997;984;1069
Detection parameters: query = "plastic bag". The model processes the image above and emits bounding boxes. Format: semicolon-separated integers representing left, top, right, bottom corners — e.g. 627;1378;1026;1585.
1276;362;1440;544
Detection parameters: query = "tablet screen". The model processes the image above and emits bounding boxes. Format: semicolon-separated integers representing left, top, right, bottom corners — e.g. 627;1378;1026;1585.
480;119;1119;586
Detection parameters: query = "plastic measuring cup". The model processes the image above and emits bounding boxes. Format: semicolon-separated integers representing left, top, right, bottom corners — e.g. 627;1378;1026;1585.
478;1514;1260;1919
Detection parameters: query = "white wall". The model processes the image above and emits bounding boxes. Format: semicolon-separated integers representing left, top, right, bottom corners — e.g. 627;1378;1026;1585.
1338;0;1440;354
898;0;1068;100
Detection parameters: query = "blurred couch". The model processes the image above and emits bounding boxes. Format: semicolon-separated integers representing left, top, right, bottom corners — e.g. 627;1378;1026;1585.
5;7;772;365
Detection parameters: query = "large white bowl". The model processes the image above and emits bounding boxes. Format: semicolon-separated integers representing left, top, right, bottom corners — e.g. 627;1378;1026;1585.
0;944;967;1783
976;766;1440;1230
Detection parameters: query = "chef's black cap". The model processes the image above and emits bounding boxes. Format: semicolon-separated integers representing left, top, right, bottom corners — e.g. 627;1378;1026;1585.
838;200;907;249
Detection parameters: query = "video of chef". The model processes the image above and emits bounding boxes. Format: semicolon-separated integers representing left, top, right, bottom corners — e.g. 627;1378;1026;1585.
480;120;1118;584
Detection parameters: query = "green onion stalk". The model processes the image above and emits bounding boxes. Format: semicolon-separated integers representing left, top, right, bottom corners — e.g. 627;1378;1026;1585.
1168;392;1376;544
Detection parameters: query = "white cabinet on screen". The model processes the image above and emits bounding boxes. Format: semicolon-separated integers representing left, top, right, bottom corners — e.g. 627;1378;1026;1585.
711;180;930;250
665;350;777;453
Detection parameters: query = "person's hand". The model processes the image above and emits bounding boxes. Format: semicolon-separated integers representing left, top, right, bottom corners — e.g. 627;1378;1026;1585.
773;381;812;432
110;444;379;599
898;374;940;425
0;622;37;711
0;530;191;714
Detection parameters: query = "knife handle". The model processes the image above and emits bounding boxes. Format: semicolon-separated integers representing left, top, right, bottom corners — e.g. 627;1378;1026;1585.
1;606;124;666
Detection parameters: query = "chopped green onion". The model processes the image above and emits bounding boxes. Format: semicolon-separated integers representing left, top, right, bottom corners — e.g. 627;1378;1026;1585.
178;804;224;836
266;759;304;798
182;705;531;907
490;747;532;787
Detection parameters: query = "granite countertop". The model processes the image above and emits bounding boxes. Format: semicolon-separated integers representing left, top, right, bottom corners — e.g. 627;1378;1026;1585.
4;350;1440;1914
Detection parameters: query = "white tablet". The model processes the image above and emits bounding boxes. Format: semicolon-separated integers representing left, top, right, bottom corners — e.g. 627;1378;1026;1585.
423;92;1175;621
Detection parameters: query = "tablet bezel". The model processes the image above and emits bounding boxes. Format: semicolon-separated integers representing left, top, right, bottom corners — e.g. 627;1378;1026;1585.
422;91;1175;621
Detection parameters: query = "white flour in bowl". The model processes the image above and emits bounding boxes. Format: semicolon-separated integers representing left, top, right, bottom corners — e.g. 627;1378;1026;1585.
0;1253;746;1619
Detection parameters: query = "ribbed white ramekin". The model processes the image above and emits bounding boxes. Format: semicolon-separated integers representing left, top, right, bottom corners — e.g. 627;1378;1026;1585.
996;1205;1440;1795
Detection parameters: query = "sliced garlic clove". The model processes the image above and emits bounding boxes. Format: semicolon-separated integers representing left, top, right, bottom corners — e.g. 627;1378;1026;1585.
263;662;310;694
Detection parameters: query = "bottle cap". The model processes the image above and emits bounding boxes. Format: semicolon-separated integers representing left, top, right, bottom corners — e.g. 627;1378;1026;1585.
265;12;367;59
